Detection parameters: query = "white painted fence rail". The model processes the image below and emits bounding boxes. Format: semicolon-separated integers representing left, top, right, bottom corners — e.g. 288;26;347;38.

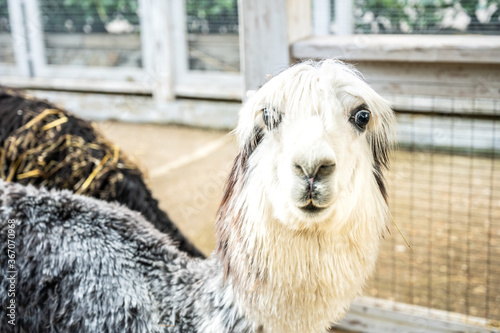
339;297;500;333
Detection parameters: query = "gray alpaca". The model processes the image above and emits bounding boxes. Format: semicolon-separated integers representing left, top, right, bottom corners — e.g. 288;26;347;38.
0;60;395;333
0;181;245;332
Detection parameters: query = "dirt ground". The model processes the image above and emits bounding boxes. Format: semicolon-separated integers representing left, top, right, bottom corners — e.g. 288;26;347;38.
97;120;500;324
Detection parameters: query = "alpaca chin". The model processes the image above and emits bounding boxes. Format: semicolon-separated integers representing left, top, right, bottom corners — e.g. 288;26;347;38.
286;203;337;230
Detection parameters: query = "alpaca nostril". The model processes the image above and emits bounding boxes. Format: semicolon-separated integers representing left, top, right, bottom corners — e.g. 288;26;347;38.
293;160;336;179
293;163;305;176
316;162;336;177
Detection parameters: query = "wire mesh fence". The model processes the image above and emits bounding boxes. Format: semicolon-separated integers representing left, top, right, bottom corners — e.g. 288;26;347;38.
33;0;241;71
0;1;498;325
185;0;240;72
38;0;142;68
354;0;500;35
367;98;500;323
0;0;13;64
314;0;500;35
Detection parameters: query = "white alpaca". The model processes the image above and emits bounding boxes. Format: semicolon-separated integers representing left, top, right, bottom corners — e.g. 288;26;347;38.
217;59;395;332
0;59;395;333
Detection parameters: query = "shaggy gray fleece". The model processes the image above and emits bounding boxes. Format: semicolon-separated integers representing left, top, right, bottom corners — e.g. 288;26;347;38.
0;181;249;332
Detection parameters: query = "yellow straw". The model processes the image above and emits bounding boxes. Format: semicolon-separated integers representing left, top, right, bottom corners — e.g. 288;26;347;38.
40;117;68;131
388;209;414;252
20;109;60;130
17;169;44;179
76;154;111;194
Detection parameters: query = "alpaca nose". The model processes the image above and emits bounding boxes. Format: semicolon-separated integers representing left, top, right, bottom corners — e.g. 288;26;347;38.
293;159;336;180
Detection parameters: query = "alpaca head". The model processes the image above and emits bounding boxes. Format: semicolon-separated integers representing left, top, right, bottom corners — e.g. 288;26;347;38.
223;60;395;233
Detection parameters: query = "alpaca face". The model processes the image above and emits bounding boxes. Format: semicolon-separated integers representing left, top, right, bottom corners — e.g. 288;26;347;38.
235;60;395;231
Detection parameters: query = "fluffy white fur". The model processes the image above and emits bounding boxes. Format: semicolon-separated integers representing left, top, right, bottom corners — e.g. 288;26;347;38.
218;59;396;332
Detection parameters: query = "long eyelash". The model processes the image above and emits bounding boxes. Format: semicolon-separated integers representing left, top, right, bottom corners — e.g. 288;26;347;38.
350;103;370;117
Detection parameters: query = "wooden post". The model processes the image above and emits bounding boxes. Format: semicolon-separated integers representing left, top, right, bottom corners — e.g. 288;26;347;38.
7;0;30;76
23;0;46;76
287;0;313;43
239;0;312;95
140;0;175;102
334;0;353;35
9;0;45;77
313;0;331;35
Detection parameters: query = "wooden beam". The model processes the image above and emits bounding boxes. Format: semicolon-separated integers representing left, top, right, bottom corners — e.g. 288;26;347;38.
7;0;30;76
293;35;500;64
239;0;312;94
24;0;46;76
287;0;312;44
174;72;242;101
140;0;175;102
0;76;151;94
338;296;499;333
26;90;241;130
0;65;19;76
171;0;189;83
138;0;154;74
334;0;353;35
239;0;289;93
312;0;330;35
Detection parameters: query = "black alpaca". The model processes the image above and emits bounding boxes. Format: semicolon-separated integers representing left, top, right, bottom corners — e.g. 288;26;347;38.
0;87;204;258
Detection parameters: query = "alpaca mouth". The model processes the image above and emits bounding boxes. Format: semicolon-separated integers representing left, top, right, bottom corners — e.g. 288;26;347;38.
299;202;327;214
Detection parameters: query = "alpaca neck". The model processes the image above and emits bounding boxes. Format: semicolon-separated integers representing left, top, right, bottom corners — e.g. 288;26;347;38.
222;221;380;333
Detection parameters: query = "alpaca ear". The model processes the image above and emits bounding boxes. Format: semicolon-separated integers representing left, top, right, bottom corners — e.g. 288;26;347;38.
364;89;396;168
367;97;396;202
369;115;393;170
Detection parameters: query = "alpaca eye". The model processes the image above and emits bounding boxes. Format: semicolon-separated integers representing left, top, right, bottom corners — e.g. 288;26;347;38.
352;110;370;131
262;108;270;126
262;108;282;130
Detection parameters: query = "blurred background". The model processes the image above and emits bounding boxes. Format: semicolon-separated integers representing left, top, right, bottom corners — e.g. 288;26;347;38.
0;0;499;332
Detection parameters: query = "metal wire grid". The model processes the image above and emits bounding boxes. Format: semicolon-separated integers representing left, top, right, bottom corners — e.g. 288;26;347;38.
353;0;500;35
367;98;500;322
0;1;14;64
38;0;142;68
313;0;500;35
185;0;240;72
0;1;9;33
39;0;140;33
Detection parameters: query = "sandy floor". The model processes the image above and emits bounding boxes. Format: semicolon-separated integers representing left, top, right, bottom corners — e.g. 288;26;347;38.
97;120;500;324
